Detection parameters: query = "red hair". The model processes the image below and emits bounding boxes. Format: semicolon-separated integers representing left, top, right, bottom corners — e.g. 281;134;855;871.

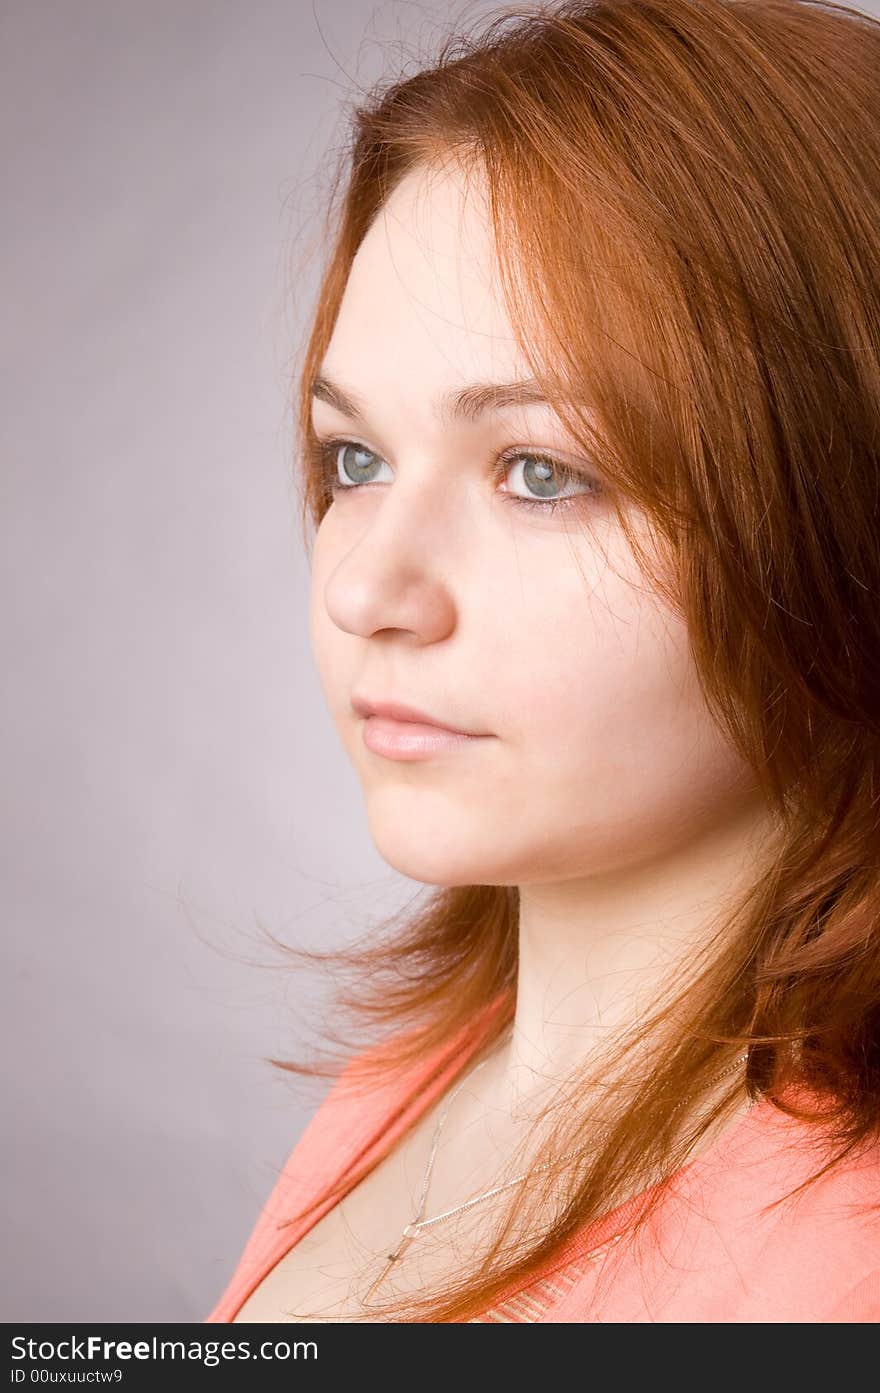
263;0;880;1320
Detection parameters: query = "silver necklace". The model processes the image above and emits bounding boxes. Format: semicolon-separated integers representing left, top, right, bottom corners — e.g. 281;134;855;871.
358;1044;751;1309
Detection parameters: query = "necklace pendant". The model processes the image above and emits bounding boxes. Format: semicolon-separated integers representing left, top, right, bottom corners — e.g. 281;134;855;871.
360;1224;421;1308
387;1225;419;1262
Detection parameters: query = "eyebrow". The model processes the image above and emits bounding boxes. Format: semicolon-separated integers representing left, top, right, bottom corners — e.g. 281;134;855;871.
310;372;550;428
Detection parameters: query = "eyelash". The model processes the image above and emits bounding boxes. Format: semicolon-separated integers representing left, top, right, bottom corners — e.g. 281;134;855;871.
313;438;602;514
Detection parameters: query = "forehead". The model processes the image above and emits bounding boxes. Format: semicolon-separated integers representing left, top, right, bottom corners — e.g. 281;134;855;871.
323;159;529;390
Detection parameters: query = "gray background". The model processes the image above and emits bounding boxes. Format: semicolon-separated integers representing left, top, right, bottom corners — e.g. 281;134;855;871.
3;0;877;1323
1;0;498;1322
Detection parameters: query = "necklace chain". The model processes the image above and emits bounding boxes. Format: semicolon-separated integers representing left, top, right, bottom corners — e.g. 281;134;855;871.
358;1043;751;1309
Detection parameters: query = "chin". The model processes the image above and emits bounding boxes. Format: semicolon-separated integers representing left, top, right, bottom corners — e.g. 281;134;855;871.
369;839;498;887
363;809;507;887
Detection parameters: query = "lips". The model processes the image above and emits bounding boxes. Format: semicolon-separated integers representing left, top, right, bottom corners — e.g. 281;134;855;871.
350;693;487;737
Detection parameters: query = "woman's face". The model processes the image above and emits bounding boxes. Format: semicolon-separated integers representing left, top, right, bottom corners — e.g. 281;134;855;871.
309;158;761;887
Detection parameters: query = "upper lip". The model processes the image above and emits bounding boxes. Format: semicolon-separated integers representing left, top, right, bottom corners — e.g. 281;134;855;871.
351;693;487;736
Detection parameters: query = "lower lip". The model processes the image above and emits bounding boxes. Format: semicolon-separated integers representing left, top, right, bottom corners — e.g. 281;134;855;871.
361;715;489;761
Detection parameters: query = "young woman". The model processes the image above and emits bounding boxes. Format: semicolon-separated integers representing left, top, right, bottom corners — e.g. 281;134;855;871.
205;0;880;1322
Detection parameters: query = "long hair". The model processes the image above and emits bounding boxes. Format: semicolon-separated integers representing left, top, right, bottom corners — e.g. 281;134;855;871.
268;0;880;1321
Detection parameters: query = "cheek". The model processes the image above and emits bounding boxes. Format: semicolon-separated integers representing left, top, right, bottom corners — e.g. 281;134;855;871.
484;583;754;868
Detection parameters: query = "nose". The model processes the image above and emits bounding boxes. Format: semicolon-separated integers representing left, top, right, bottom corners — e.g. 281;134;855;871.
319;475;460;645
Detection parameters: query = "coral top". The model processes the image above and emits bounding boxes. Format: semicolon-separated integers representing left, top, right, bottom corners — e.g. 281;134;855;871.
205;1010;880;1323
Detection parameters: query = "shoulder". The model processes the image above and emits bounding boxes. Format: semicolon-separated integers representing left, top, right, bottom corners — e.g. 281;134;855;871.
549;1100;880;1323
671;1096;880;1320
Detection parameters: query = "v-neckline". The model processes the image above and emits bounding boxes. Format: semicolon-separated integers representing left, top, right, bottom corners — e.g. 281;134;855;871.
226;1000;510;1321
224;1001;770;1323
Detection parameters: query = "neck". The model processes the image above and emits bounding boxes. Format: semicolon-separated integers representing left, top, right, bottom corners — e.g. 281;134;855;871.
487;791;781;1120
